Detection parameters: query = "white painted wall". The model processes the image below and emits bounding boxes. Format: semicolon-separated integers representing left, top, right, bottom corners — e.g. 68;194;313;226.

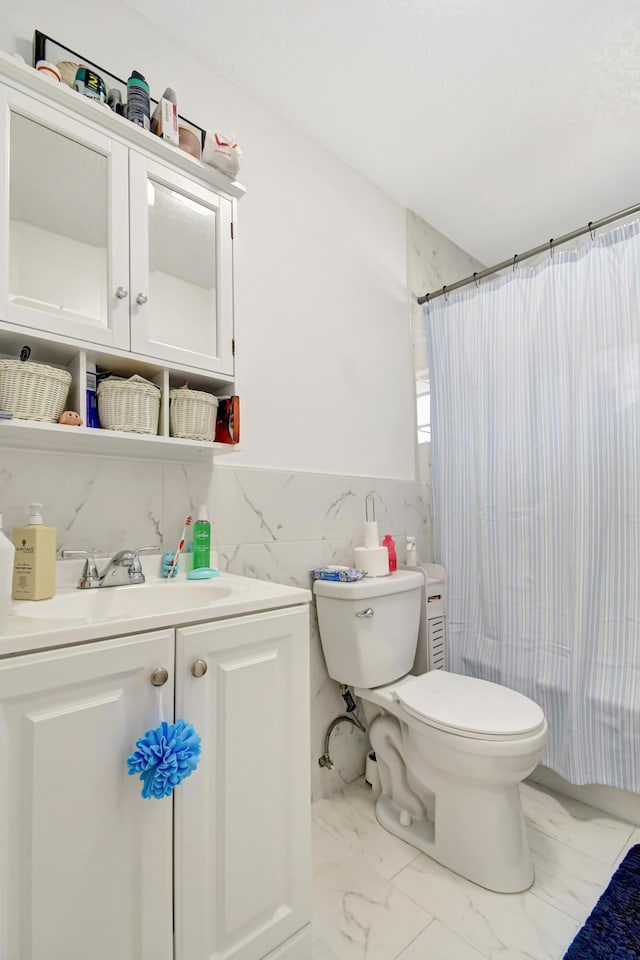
0;1;415;480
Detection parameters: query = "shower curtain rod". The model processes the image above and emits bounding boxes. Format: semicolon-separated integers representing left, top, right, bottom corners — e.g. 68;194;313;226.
417;200;640;305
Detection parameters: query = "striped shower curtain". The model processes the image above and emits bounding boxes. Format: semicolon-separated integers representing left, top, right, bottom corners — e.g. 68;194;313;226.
425;222;640;793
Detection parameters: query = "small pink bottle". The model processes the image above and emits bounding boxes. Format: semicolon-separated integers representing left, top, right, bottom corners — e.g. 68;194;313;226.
382;535;397;572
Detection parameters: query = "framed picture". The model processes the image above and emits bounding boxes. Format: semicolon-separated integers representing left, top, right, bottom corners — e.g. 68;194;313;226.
33;30;206;150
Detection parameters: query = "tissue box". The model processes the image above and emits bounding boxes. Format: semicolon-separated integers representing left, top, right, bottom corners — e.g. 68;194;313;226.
158;97;179;145
215;396;240;444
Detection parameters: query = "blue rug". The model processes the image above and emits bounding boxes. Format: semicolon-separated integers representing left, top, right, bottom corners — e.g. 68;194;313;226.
564;844;640;959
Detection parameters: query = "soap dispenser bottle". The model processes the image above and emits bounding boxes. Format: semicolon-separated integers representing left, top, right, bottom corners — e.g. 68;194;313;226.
12;503;56;600
0;514;15;633
382;535;397;573
192;505;211;570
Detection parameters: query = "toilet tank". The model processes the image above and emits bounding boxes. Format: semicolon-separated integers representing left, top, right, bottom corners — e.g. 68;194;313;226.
313;570;423;688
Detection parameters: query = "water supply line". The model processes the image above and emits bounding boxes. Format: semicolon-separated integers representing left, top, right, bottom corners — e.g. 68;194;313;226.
318;685;366;769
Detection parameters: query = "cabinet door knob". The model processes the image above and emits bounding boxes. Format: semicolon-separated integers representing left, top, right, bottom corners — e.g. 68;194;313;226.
136;292;149;305
116;286;129;299
191;659;208;678
150;667;169;686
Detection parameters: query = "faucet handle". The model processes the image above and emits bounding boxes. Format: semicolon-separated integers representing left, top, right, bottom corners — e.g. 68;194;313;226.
128;547;158;577
132;546;157;567
62;549;101;588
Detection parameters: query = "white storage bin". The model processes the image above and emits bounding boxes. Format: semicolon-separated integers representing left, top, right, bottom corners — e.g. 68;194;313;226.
0;359;71;422
169;388;219;441
97;378;160;435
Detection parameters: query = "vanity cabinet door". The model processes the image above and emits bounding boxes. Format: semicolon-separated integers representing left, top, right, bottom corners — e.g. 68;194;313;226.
129;153;234;375
174;606;311;960
0;87;130;348
0;629;174;960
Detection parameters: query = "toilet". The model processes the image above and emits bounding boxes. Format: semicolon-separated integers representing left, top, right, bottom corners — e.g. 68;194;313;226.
313;569;547;893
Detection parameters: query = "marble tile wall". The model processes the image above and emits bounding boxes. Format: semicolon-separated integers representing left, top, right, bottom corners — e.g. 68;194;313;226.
0;452;428;799
407;210;485;490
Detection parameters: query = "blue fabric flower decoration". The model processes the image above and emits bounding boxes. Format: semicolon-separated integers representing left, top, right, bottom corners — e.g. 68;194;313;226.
127;719;202;799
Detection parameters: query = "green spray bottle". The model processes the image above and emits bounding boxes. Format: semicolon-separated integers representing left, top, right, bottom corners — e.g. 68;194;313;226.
192;506;211;570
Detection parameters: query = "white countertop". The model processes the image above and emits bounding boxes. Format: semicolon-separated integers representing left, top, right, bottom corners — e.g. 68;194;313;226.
3;556;311;657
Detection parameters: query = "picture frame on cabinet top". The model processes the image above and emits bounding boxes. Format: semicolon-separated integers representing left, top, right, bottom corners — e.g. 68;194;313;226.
33;30;206;151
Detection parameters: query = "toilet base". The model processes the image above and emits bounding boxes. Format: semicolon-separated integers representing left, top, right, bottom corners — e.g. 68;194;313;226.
368;711;539;893
374;791;534;893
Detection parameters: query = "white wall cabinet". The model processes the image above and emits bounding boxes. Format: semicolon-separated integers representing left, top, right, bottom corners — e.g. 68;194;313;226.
0;606;310;960
129;154;234;374
0;71;235;377
0;86;131;351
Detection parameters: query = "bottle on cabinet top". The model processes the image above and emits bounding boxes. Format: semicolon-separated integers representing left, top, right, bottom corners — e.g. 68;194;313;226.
11;503;56;601
126;70;151;130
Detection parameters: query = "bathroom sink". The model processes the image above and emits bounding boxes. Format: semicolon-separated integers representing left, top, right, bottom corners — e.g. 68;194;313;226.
13;580;233;622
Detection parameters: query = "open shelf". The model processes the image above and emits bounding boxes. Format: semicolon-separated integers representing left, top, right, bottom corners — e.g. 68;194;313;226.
0;418;239;462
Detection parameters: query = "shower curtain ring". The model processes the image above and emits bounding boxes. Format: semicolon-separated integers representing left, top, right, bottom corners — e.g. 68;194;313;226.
442;285;449;302
512;254;518;272
549;238;554;259
473;272;480;288
588;221;596;241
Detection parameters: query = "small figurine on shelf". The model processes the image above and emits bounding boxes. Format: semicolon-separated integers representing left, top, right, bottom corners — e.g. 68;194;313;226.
58;410;83;426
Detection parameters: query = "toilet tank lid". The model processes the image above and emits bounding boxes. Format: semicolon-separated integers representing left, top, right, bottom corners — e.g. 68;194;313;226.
396;671;545;738
313;569;424;599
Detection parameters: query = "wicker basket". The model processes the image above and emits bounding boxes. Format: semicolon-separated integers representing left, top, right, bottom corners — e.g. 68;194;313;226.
169;388;219;441
97;378;161;435
0;359;72;422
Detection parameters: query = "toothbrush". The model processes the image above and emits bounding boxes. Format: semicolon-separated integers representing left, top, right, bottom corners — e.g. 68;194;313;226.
169;515;192;578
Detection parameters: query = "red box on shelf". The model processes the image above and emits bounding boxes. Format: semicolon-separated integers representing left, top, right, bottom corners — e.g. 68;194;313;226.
215;396;240;444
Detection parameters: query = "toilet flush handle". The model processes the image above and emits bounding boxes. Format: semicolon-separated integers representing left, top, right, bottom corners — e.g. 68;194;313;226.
355;608;374;618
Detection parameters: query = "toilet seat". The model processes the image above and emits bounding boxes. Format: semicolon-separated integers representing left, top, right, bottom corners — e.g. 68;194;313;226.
395;671;546;741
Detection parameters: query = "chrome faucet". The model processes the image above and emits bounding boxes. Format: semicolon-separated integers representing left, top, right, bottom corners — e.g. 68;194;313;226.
62;548;157;589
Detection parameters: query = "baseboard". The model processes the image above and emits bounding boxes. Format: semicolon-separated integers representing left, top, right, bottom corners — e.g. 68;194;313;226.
261;925;311;960
529;765;640;827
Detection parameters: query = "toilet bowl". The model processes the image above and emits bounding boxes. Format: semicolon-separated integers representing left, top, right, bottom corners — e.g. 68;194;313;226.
314;570;547;893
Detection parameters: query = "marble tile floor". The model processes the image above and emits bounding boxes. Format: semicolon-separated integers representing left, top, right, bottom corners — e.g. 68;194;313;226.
311;777;640;960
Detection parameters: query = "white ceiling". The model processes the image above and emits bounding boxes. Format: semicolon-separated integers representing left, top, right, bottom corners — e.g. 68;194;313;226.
125;0;640;267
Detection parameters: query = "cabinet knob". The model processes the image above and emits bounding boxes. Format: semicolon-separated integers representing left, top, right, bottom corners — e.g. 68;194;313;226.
136;292;149;305
115;286;129;299
150;667;169;686
191;659;208;678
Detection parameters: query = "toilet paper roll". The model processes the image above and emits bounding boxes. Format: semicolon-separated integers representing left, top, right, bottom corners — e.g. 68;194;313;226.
354;546;389;577
363;521;379;549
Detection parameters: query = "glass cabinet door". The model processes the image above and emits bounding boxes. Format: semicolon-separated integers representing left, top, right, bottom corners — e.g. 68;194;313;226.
128;154;234;375
0;89;130;348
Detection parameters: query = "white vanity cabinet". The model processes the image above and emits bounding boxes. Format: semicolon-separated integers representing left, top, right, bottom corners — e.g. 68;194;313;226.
0;629;175;960
0;66;235;376
174;607;311;960
0;605;311;960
